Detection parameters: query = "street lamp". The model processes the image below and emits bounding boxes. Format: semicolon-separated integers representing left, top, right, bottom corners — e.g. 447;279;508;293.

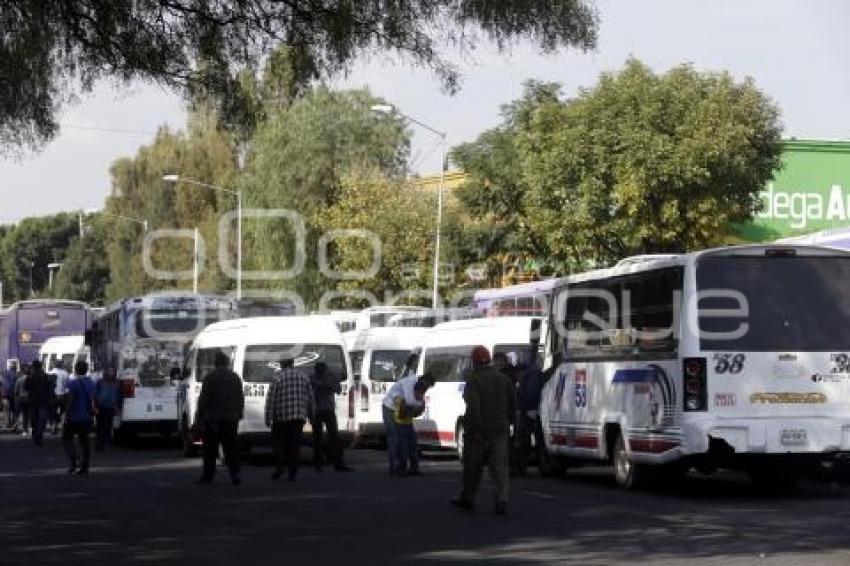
371;104;447;309
89;209;148;232
47;262;63;292
163;175;242;300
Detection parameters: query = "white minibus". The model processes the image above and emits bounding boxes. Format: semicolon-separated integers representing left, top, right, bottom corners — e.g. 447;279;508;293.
178;316;354;456
39;335;89;372
415;317;542;457
540;244;850;489
347;327;425;440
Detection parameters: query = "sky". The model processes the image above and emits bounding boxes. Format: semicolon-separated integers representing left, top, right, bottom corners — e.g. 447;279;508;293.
1;0;848;222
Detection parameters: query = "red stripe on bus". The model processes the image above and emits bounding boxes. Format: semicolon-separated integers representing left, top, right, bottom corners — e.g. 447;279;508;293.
574;435;599;449
629;437;680;454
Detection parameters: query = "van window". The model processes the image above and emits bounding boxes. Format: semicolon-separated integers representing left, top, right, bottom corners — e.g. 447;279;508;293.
195;347;235;382
423;346;474;382
48;353;59;371
242;344;347;383
370;350;411;382
493;344;533;368
61;353;76;369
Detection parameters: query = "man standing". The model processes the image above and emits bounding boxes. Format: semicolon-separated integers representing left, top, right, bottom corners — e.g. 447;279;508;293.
265;357;313;481
310;361;352;473
63;361;96;475
451;346;517;515
94;366;121;452
515;348;544;476
2;361;18;430
15;366;30;435
53;360;71;433
195;351;244;486
24;360;51;446
382;369;435;476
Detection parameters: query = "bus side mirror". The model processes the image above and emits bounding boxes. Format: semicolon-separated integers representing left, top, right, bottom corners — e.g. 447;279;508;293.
84;329;93;346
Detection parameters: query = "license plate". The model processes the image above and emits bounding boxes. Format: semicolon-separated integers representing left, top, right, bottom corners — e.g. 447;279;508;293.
780;429;807;445
147;403;164;413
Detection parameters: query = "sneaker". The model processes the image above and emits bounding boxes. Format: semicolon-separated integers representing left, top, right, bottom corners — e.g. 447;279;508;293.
495;502;508;516
75;468;89;476
450;498;475;512
271;469;283;480
334;465;353;473
408;469;424;477
67;465;78;474
195;478;213;485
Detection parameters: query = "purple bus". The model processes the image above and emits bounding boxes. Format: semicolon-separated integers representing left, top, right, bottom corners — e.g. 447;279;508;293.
0;300;94;368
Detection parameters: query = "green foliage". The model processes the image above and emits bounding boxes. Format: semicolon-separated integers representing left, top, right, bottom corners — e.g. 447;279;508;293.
0;214;79;301
0;1;598;153
323;169;434;301
53;216;111;304
242;86;411;307
515;59;783;264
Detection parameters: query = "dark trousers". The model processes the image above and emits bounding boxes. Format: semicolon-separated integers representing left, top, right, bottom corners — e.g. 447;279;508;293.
201;419;240;481
382;405;399;473
311;410;343;469
28;405;47;445
3;397;14;428
18;401;29;432
396;424;419;472
95;407;115;450
63;421;93;471
460;433;510;505
272;420;304;479
516;412;544;473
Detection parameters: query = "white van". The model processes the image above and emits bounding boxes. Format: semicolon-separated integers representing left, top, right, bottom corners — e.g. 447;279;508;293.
178;316;354;456
415;317;542;456
39;335;89;372
347;327;425;440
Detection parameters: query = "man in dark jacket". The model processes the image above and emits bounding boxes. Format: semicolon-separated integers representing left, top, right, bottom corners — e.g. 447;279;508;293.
451;346;517;515
24;360;51;446
310;361;352;472
195;351;244;486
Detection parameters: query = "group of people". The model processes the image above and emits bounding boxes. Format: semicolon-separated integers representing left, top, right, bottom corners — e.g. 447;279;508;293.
194;353;354;486
1;358;124;473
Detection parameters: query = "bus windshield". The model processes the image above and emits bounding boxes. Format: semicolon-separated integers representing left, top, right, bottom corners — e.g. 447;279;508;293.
135;310;224;338
242;344;347;383
697;255;850;351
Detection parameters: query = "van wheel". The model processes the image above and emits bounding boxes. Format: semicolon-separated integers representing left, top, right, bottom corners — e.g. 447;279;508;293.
455;422;465;460
181;420;198;458
613;433;647;489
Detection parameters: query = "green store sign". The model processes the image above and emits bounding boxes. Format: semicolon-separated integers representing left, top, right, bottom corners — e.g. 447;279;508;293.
736;139;850;242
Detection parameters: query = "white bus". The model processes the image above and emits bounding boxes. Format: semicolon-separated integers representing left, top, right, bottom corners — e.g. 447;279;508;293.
415;317;542;456
347;327;425;441
89;293;236;439
39;335;89;372
540;244;850;489
179;316;354;456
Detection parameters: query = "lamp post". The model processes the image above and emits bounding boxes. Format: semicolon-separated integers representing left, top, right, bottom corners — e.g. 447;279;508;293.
89;209;148;232
47;262;63;292
371;104;447;309
163;175;241;300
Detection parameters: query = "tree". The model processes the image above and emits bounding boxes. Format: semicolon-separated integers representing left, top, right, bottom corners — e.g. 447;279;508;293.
518;59;783;265
242;86;411;307
53;217;111;305
450;81;560;282
0;1;598;153
323;169;434;302
0;214;79;301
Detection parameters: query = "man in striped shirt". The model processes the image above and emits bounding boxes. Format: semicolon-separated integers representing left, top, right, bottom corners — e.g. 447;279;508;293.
265;356;314;481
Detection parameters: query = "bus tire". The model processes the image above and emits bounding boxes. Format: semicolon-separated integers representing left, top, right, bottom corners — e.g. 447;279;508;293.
613;433;647;490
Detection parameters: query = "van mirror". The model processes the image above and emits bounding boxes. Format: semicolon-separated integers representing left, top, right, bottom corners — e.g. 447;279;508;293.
83;329;93;346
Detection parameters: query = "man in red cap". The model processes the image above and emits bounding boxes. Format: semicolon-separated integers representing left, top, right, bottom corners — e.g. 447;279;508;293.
451;345;517;515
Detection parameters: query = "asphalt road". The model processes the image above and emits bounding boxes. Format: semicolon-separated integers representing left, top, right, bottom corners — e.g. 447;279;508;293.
2;432;850;566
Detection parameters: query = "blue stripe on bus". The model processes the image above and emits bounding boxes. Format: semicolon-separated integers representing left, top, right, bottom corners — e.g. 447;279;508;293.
611;368;657;383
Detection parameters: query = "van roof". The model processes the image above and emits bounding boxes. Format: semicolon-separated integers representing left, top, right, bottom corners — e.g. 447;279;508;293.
195;315;344;347
349;326;426;351
422;316;539;349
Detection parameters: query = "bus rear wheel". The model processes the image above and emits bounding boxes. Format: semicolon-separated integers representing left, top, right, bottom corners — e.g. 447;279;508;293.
613;433;648;490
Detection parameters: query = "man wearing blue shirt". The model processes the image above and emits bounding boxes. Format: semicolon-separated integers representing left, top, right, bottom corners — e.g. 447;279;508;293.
63;361;96;475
